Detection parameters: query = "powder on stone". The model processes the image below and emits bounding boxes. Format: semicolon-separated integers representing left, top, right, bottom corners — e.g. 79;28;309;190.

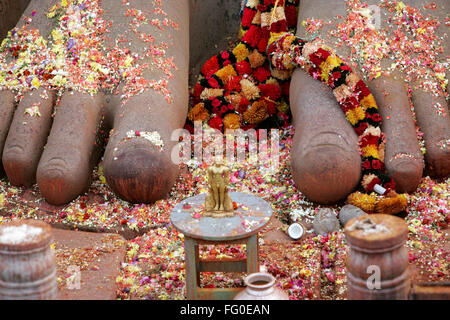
0;225;43;245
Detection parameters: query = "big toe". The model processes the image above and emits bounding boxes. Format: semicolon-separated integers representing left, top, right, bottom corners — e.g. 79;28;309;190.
104;140;179;204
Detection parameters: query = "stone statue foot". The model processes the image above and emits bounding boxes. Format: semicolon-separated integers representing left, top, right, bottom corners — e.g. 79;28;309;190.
0;0;189;205
290;0;448;203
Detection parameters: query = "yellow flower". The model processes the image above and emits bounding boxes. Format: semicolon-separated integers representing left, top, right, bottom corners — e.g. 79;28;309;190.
61;0;68;7
277;100;289;113
361;144;380;159
52;29;63;42
31;77;41;88
347;192;377;212
239;28;246;39
243;101;268;124
124;55;134;68
320;55;343;82
215;65;237;83
282;35;297;50
300;269;312;278
396;1;406;13
346;106;366;125
360;94;378;111
268;32;285;46
232;43;250;62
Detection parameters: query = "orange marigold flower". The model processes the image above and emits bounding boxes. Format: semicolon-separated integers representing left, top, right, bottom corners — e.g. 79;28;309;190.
243;101;269;124
224;113;241;130
188;103;209;122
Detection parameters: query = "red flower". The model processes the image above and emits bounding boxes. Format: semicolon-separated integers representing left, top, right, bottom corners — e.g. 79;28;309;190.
223;60;231;67
257;28;271;53
362;160;372;170
328;71;342;88
371;113;382;123
308;67;321;79
281;81;290;97
269;20;288;33
341;96;359;113
354;80;371;99
266;101;277;115
208;117;223;131
258;83;281;100
193;83;204;102
241;8;257;28
235;61;252;76
253;66;271;82
354;122;368;135
285;5;298;28
207;77;219;88
340;64;352;72
224;75;242;92
238;97;250;114
221;51;230;60
366;177;381;192
316;48;331;61
184;122;194;134
384;179;396;191
371;159;383;170
360;133;380;147
308;52;326;67
201;56;220;77
211;98;221;108
220;104;234;114
242;25;262;48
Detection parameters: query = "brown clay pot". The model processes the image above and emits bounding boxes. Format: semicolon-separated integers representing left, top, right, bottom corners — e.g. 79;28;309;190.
345;214;410;300
233;273;289;300
0;220;57;300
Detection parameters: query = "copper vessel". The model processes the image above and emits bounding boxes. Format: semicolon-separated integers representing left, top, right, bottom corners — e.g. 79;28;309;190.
234;273;289;300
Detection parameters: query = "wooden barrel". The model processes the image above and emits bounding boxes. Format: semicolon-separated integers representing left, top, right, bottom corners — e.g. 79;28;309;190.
0;220;57;300
345;214;410;300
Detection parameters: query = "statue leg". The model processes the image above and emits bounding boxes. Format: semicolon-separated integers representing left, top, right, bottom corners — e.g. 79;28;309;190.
213;185;220;211
218;185;225;211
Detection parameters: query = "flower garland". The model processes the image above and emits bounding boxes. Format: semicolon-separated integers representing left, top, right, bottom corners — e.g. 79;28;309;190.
186;0;300;132
267;33;407;213
188;0;407;214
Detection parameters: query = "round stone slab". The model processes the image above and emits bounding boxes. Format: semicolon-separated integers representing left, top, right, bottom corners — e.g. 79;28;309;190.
170;192;273;241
